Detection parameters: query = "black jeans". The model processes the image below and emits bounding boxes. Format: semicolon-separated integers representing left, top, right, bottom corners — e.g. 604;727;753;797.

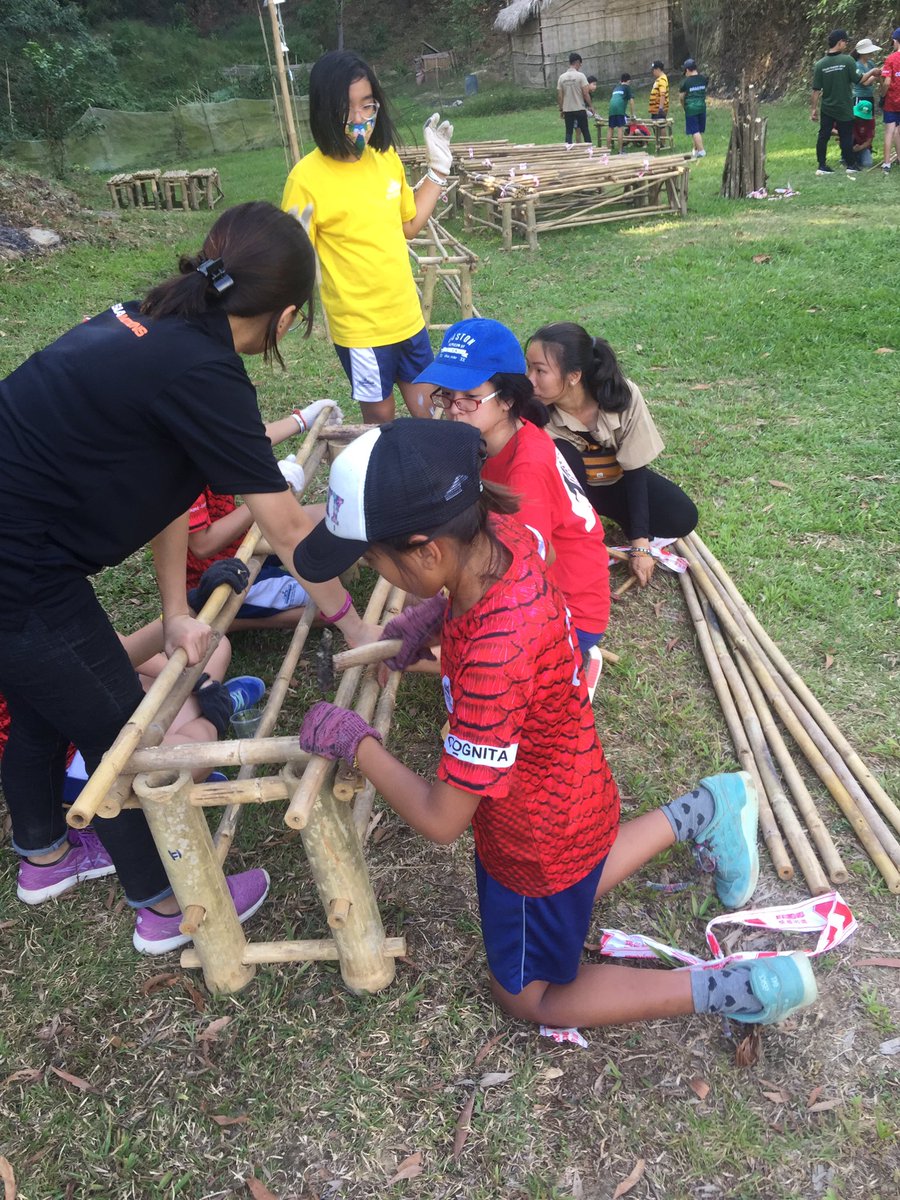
564;110;590;144
0;591;173;906
817;113;854;168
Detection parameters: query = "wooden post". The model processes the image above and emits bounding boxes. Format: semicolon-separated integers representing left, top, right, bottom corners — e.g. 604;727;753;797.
282;762;395;993
501;202;513;250
266;0;300;165
525;198;539;250
134;770;255;994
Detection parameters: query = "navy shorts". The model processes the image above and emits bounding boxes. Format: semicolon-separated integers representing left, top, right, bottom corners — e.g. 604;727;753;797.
608;114;627;128
883;110;900;124
685;112;707;135
475;851;607;995
334;327;433;404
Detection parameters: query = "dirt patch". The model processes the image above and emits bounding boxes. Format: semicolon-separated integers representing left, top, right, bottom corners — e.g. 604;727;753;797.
0;164;99;260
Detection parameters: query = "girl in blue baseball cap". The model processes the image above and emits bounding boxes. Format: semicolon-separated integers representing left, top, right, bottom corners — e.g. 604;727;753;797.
413;318;610;654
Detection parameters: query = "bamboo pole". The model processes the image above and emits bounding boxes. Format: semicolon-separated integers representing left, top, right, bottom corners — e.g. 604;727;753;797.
282;761;395;992
733;648;848;884
679;573;793;878
678;540;900;892
285;575;394;829
686;531;900;837
181;935;406;968
353;667;404;839
703;608;830;894
215;599;319;862
688;536;880;871
130;736;310;772
135;770;255;994
266;0;300;164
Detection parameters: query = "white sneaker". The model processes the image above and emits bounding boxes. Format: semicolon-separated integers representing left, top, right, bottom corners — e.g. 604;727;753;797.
692;149;706;159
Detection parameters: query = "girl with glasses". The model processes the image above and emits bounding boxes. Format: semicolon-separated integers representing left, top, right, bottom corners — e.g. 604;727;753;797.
414;319;610;656
281;50;454;424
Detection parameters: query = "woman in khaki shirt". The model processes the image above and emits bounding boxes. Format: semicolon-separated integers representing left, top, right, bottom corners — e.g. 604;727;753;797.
525;322;697;586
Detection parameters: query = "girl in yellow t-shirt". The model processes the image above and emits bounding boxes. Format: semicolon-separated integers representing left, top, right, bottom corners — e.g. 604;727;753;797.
282;51;453;423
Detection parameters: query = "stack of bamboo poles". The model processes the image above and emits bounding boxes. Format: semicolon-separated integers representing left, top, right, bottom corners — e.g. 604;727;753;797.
457;150;692;249
66;408;409;995
720;76;767;198
407;217;481;331
677;532;900;896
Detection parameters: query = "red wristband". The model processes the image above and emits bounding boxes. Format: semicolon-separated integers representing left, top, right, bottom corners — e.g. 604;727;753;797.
319;590;353;624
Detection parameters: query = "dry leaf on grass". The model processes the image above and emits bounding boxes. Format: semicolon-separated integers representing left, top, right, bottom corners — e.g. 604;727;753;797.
855;957;900;969
452;1092;476;1160
874;346;894;353
878;1036;900;1055
199;1016;232;1041
1;1068;41;1088
538;1067;564;1082
473;1031;504;1066
824;653;834;669
735;1027;762;1067
752;254;772;263
612;1158;646;1198
806;1085;823;1107
246;1176;280;1200
0;1155;15;1200
768;480;792;491
762;1089;790;1104
689;1077;710;1100
665;636;680;653
388;1152;423;1184
690;383;712;390
478;1071;513;1088
49;1066;97;1093
211;1114;249;1127
183;980;207;1013
808;1100;840;1113
141;972;180;996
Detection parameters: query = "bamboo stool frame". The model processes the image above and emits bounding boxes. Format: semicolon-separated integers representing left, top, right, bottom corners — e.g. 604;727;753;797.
593;117;675;153
408;217;480;331
160;170;191;211
66;409;407;994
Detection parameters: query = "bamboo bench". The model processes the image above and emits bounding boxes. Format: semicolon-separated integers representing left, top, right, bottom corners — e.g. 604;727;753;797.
408;217;480;331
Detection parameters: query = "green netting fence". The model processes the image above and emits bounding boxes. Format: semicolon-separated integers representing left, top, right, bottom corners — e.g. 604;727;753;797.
3;98;310;174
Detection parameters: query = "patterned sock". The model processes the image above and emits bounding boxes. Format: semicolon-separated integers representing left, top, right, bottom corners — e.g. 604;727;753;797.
690;966;763;1016
661;784;716;843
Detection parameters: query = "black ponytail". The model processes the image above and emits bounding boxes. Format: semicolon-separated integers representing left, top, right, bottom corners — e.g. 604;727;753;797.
527;322;632;414
491;372;549;427
141;201;316;367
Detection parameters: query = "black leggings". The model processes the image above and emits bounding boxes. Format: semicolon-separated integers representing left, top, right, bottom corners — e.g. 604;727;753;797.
556;442;697;541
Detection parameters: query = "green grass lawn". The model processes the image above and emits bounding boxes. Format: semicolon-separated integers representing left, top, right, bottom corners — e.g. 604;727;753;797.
0;96;898;1200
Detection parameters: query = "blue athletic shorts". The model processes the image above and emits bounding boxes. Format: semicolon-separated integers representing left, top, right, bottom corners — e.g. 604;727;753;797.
685;112;707;135
475;851;607;995
883;110;900;124
575;628;603;655
334;327;434;405
608;114;627;128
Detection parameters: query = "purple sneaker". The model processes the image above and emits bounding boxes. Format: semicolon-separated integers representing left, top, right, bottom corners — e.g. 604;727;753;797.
16;829;116;905
132;868;270;955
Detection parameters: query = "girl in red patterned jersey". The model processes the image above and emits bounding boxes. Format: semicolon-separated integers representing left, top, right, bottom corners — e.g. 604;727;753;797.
293;419;819;1032
414;318;609;656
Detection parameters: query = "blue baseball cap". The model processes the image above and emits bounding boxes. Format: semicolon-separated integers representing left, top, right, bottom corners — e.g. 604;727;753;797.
413;318;527;391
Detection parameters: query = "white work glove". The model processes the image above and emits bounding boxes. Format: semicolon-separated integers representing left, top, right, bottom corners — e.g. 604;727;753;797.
278;454;306;492
293;398;341;430
423;112;453;178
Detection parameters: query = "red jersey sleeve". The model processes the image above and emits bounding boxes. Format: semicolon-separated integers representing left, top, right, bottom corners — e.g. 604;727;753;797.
188;492;211;533
438;614;535;798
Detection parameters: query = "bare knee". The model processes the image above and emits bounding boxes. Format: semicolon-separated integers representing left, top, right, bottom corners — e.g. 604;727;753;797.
489;974;551;1024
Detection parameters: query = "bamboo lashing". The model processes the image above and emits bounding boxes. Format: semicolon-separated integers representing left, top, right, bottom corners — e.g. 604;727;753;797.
677;537;900;894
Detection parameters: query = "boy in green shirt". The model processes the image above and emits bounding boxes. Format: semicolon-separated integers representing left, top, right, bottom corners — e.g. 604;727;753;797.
679;59;708;158
607;73;636;152
811;29;867;174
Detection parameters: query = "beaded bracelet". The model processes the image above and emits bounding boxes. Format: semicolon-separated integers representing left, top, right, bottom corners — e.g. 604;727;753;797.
628;546;654;557
425;167;448;186
319;590;353;625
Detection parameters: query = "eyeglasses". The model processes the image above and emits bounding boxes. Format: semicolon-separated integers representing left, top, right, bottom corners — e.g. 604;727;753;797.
347;100;380;123
430;388;499;414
